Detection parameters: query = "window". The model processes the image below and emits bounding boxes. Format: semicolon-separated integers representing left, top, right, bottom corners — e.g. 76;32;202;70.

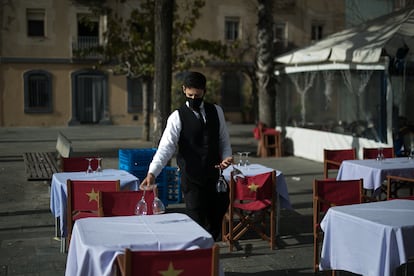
27;9;45;37
73;14;100;57
274;22;288;47
225;17;240;41
24;70;52;113
127;77;143;113
311;24;324;41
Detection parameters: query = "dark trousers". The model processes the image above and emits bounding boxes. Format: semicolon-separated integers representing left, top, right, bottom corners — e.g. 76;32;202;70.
181;174;229;241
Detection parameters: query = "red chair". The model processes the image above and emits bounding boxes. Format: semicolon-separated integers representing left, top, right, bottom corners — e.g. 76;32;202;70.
222;170;277;251
254;122;282;157
116;244;220;276
323;148;356;179
66;179;120;247
362;147;395;159
313;178;365;274
98;190;155;216
60;156;99;172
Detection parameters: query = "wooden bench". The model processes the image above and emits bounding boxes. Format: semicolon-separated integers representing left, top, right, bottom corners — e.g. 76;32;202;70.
23;131;73;182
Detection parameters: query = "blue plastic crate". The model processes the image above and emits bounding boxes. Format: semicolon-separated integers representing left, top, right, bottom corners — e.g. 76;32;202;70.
158;166;182;205
118;148;157;170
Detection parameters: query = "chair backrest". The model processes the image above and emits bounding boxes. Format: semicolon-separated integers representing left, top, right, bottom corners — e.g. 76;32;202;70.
362;147;395;159
323;148;356;178
56;131;72;158
313;178;363;214
253;122;266;140
386;175;414;200
98;190;155;216
60;156;99;172
233;171;275;202
117;244;220;276
66;179;120;243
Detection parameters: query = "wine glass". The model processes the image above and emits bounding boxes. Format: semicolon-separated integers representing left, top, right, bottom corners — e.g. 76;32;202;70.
243;152;250;167
237;152;244;166
216;168;228;193
85;158;93;174
152;185;166;215
135;189;148;216
95;157;103;174
376;147;384;161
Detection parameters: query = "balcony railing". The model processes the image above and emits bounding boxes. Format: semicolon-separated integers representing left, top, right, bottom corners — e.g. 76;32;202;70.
72;36;101;58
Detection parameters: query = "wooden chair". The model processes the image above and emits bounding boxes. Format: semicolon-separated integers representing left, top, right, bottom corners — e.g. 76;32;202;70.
386;175;414;200
255;122;282;157
222;170;277;251
98;190;155;216
362;147;395;159
66;179;120;248
313;178;365;274
116;244;220;276
60;156;99;172
323;148;356;179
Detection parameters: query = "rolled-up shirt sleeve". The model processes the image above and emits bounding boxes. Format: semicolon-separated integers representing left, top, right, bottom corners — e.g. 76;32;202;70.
148;110;181;178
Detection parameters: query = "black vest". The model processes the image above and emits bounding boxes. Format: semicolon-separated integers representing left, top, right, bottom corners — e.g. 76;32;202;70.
177;102;220;183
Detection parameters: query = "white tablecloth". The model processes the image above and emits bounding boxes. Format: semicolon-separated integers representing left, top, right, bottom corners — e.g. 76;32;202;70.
337;158;414;191
50;169;139;236
223;164;292;209
65;213;216;276
320;200;414;276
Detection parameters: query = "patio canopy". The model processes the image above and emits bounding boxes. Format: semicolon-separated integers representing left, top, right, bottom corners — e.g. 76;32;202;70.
275;6;414;70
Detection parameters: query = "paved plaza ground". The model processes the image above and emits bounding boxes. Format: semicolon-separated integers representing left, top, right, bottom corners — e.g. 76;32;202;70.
0;124;372;275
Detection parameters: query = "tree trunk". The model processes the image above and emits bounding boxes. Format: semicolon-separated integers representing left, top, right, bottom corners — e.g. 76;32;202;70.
142;77;150;141
153;0;173;146
256;0;275;127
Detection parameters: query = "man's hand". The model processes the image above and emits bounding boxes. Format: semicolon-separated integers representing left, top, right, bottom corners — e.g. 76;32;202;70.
139;173;155;190
218;156;233;170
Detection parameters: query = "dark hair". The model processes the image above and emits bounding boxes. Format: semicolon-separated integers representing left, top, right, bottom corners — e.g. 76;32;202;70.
183;71;206;90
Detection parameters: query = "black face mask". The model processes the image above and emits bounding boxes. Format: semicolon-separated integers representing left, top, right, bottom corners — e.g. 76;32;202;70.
186;97;203;111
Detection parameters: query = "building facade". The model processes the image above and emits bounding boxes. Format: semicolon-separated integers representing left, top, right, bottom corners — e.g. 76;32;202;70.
0;0;346;127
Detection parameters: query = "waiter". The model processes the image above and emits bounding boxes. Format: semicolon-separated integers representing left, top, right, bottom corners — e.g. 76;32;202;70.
140;71;233;240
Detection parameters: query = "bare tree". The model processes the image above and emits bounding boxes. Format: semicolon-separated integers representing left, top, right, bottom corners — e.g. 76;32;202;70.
153;0;173;146
256;0;275;127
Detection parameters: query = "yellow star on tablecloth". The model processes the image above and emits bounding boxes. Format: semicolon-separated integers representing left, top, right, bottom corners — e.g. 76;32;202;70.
158;261;183;276
248;182;259;192
86;188;99;202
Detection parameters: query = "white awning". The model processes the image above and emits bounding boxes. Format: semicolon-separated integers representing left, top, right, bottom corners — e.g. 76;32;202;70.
275;7;414;66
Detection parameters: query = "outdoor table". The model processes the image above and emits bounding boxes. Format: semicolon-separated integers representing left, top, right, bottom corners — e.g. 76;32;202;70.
319;199;414;276
65;213;218;276
337;157;414;193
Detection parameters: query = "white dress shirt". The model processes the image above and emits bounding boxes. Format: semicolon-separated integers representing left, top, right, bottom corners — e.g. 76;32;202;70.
148;101;232;178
